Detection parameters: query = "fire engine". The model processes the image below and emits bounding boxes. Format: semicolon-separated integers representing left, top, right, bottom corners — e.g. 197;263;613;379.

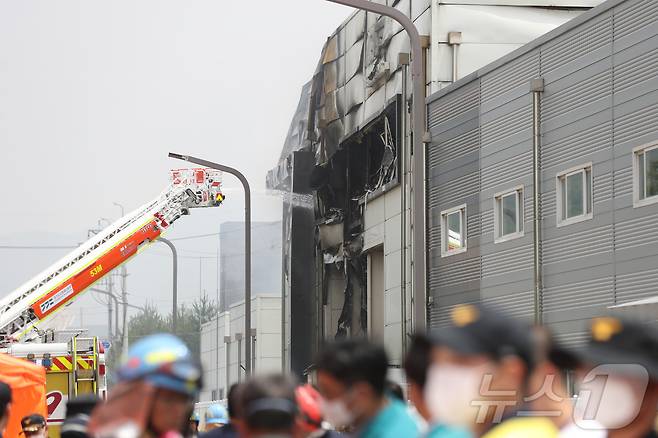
0;168;225;437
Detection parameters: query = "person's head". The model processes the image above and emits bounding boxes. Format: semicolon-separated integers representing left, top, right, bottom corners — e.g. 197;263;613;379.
314;339;389;429
240;374;298;437
526;325;578;425
295;384;323;435
426;304;535;432
204;404;228;431
572;317;658;435
227;383;244;421
403;334;432;421
21;414;47;438
61;394;100;438
222;382;245;433
61;414;92;438
188;412;200;433
0;381;11;436
118;333;202;436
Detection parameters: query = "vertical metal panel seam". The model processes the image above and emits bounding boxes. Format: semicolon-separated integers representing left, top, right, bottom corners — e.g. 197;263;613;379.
611;4;618;305
478;78;484;296
532;82;544;325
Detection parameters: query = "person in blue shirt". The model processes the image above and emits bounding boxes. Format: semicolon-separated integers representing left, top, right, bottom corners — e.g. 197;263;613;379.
314;339;419;438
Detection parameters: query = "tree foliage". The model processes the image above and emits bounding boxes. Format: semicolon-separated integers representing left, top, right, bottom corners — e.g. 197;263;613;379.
128;302;168;338
125;294;219;360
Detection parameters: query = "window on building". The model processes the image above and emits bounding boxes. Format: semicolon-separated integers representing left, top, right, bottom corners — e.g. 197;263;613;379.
557;164;593;226
441;205;467;256
494;187;523;242
634;143;658;207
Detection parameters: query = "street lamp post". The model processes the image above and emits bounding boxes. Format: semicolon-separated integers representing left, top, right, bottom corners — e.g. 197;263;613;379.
325;0;428;333
168;153;252;377
157;237;179;334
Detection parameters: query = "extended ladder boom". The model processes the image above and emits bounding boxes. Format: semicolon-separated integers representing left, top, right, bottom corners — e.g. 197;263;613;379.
0;168;224;345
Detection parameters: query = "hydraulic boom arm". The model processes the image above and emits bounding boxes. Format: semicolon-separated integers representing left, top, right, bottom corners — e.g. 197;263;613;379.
0;168;224;345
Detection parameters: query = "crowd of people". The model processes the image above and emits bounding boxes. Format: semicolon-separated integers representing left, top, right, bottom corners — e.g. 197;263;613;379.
1;303;657;438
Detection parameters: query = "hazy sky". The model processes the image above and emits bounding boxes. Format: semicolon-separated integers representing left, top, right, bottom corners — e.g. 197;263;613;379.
0;1;349;337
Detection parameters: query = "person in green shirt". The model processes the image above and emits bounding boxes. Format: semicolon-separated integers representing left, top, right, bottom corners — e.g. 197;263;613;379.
315;339;419;438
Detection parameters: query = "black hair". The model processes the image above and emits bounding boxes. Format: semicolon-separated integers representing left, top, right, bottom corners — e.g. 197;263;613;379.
403;334;432;388
241;374;298;433
314;339;389;396
227;383;243;419
0;381;10;416
65;394;100;417
60;414;91;438
386;380;404;401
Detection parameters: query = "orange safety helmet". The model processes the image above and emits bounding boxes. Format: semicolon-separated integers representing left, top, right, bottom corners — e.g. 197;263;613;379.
295;384;323;433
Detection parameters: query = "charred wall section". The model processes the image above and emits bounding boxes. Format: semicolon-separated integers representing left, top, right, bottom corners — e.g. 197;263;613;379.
312;99;401;340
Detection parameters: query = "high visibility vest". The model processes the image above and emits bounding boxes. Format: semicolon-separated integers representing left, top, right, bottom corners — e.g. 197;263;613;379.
483;417;559;438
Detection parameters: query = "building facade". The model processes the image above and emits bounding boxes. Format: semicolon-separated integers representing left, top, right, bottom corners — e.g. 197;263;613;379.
268;0;601;375
426;0;658;343
219;221;282;311
199;295;282;402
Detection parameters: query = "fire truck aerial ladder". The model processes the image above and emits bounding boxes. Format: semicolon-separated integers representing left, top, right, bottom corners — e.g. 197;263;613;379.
0;168;225;346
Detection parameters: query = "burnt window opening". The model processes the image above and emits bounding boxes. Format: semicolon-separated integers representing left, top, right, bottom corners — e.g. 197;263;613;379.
310;98;401;226
343;99;400;241
344;99;400;201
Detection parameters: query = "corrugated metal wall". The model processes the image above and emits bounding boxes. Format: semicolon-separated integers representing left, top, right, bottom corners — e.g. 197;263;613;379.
426;0;658;343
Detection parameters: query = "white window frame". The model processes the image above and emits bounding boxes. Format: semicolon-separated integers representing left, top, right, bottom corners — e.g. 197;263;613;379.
494;186;524;243
440;204;467;257
556;163;593;227
633;141;658;208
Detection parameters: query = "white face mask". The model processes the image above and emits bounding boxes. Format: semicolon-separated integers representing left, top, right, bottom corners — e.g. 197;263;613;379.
574;370;647;430
424;363;484;428
321;396;355;429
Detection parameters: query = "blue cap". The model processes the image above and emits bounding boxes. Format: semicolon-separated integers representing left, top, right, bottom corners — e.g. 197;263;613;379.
205;404;228;425
118;333;202;397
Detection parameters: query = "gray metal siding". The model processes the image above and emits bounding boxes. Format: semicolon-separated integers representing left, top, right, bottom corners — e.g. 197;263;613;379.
427;79;481;329
426;0;658;341
539;9;615;341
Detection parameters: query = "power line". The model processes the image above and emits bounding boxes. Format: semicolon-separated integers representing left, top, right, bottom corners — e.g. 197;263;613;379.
0;222;280;249
167;222;278;242
0;244;217;258
168;232;219;242
144;252;217;260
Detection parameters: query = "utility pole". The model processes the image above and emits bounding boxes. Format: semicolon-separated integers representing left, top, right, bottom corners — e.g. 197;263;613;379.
107;275;114;341
114;202;130;351
120;265;128;350
89;223;117;341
